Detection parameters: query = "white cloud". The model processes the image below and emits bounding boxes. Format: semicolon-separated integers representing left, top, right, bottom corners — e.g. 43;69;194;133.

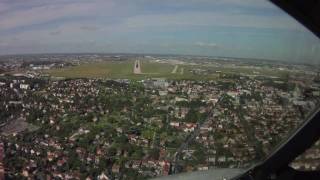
0;3;11;13
195;42;219;48
0;0;115;31
0;41;9;47
0;0;314;57
49;31;61;36
0;0;304;34
122;11;304;31
80;26;100;31
0;6;307;52
134;0;271;9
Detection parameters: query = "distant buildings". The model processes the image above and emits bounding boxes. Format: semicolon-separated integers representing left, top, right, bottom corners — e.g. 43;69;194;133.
1;55;320;178
144;78;169;89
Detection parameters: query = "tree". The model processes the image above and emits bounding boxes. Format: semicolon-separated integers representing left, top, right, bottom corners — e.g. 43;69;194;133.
132;147;144;159
148;148;160;160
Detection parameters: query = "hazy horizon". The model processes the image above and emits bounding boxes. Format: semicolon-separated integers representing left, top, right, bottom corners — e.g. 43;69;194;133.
0;0;319;63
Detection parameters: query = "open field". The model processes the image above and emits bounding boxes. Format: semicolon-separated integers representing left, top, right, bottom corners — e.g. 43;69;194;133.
44;60;293;80
45;60;214;80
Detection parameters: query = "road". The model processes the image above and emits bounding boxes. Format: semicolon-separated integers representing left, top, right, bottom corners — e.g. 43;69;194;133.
171;65;178;74
237;105;265;161
171;110;214;174
180;67;184;75
133;60;142;74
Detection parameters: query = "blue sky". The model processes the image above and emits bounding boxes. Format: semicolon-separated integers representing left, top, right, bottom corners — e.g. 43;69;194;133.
0;0;319;63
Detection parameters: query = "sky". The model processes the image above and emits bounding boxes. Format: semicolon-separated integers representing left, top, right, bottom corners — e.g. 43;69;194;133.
0;0;319;63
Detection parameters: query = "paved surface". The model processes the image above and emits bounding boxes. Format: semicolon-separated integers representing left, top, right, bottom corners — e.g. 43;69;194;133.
172;111;214;174
171;65;178;74
133;60;142;74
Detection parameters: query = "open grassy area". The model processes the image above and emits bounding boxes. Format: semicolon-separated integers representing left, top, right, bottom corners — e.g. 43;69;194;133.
195;65;291;78
46;61;132;79
45;60;216;80
45;60;290;80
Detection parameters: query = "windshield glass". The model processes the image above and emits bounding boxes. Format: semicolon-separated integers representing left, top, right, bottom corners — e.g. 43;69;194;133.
0;0;319;179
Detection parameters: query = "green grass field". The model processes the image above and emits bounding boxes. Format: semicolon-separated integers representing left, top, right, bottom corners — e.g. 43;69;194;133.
45;60;216;80
46;61;134;79
44;60;291;80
